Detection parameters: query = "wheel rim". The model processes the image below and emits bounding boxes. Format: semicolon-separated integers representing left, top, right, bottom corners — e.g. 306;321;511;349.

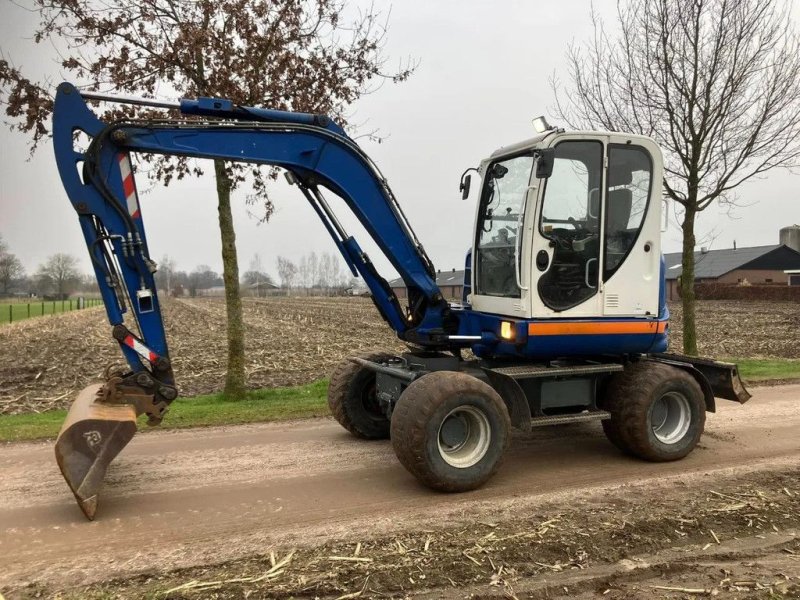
437;405;491;468
650;391;691;444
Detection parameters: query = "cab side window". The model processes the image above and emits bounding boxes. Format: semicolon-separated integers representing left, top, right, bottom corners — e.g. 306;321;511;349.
604;145;652;280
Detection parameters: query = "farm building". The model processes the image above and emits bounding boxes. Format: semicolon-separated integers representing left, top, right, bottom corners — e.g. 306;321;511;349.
664;243;800;300
389;269;465;301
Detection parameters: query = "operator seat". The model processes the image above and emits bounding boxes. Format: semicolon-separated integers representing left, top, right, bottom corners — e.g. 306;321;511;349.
607;188;633;232
605;188;634;272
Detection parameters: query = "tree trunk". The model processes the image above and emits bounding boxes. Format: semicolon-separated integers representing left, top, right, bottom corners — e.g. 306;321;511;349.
214;159;246;399
680;204;698;356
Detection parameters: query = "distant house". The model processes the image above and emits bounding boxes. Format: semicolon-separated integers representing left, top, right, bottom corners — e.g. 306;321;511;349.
199;285;228;297
664;244;800;300
245;280;280;297
389;269;466;301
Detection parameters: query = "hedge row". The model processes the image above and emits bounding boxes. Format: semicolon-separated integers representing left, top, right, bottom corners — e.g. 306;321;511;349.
692;283;800;301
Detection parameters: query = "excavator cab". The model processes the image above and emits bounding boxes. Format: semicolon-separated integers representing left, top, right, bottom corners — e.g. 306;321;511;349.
470;132;662;329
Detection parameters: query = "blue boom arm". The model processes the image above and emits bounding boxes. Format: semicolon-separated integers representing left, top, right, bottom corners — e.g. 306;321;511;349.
52;82;453;417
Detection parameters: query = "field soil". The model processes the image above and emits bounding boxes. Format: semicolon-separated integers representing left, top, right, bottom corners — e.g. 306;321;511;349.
0;297;405;415
1;384;798;599
1;297;799;415
669;300;800;359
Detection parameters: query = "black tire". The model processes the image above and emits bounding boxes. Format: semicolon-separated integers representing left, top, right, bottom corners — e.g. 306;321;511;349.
601;362;706;461
390;371;511;492
328;351;395;439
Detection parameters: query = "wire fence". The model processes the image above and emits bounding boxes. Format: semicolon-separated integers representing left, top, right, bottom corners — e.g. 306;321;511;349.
1;298;104;325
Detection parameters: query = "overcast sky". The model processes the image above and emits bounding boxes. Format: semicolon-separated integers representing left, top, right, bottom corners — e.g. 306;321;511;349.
1;0;798;281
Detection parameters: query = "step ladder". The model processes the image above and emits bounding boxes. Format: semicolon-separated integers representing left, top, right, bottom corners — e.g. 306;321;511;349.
529;410;611;428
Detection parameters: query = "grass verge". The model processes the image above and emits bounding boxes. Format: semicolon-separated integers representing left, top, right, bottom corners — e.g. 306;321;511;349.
0;380;329;443
0;299;103;325
732;357;800;382
1;358;798;444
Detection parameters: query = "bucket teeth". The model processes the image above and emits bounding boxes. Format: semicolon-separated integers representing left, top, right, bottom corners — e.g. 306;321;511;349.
78;495;99;521
54;383;137;520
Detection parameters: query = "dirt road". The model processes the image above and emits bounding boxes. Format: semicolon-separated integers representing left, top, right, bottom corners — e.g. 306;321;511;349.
1;384;798;594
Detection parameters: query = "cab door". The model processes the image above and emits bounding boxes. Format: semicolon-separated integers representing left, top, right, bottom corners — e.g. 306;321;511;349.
469;153;534;319
531;138;606;318
601;140;660;316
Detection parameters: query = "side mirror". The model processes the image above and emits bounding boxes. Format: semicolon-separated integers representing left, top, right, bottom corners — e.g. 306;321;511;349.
536;148;555;179
460;173;472;200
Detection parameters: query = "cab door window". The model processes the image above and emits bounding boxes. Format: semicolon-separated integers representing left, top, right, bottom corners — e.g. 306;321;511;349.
604;145;653;280
475;155;533;298
538;141;603;311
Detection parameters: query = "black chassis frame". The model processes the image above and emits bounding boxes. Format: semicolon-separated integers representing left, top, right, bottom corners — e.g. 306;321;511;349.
356;350;751;431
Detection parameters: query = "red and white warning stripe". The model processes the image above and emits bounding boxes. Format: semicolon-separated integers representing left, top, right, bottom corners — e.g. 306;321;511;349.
118;153;141;218
122;334;159;364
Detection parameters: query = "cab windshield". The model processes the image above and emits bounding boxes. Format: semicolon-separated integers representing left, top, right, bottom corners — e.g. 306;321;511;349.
474;154;533;298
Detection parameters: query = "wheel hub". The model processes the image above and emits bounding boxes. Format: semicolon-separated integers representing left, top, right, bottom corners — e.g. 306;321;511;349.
437;406;491;468
439;414;468;447
360;382;384;421
651;391;691;444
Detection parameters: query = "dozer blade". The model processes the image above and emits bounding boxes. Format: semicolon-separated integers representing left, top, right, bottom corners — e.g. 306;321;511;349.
54;383;137;520
653;353;752;404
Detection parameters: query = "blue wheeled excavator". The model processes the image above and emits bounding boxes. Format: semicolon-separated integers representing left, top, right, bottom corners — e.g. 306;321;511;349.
51;82;751;519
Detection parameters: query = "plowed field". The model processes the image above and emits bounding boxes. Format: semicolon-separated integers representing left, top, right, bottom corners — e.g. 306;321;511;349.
0;297;797;415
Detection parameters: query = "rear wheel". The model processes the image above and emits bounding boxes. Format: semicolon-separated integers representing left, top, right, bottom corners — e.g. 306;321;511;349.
601;362;705;461
390;371;510;492
328;351;395;439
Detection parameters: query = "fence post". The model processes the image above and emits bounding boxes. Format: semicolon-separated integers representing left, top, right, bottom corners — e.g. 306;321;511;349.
8;304;11;324
52;300;56;315
27;303;30;319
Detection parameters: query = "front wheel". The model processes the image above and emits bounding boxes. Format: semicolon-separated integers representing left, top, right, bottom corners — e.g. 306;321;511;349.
390;371;510;492
328;351;395;439
601;362;706;461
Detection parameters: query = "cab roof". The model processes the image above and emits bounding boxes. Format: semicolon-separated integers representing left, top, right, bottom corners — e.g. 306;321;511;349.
488;129;658;160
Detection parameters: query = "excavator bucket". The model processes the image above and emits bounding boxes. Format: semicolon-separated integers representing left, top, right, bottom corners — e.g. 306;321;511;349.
54;384;137;520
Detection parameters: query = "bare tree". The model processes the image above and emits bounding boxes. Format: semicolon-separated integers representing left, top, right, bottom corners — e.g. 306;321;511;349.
552;0;800;354
318;251;346;293
77;273;100;294
36;254;80;298
0;0;414;398
154;255;176;296
275;256;297;294
307;252;320;290
0;235;25;295
188;265;220;297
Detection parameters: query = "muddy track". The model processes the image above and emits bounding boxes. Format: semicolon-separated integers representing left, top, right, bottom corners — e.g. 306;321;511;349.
0;384;798;595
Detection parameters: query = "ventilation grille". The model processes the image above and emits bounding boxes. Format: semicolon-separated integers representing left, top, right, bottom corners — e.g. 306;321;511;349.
605;294;620;309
